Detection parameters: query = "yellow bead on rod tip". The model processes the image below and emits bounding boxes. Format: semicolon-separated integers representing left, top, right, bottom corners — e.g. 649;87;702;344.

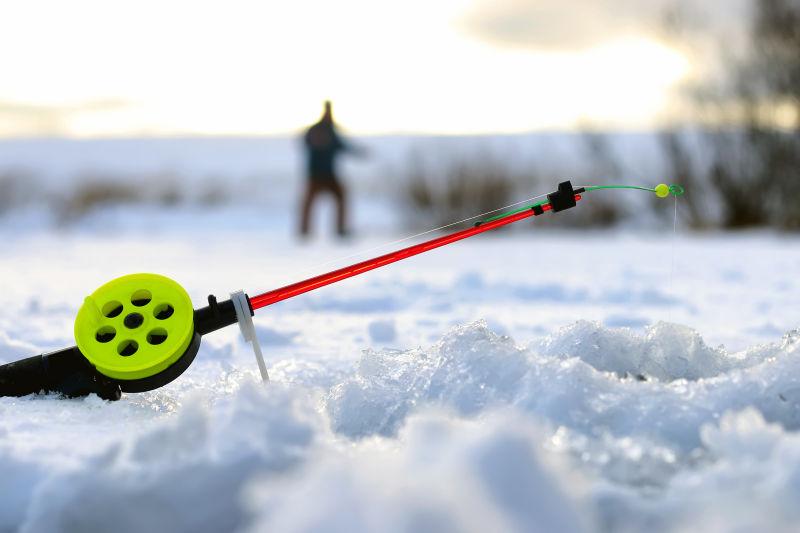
655;184;670;198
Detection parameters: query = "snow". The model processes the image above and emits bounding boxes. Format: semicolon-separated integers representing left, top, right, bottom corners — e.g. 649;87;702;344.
367;319;397;343
1;195;799;532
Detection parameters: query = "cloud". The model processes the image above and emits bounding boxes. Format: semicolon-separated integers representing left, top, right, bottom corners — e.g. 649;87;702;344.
0;99;130;136
460;0;668;50
0;102;64;136
460;0;749;51
0;99;128;115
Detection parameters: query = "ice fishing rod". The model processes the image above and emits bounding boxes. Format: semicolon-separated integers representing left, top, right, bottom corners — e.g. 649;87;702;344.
0;180;683;401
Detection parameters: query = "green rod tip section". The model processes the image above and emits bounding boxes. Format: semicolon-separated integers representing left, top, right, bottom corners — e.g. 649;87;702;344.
582;183;684;197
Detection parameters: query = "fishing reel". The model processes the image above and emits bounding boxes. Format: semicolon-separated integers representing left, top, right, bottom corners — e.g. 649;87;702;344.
0;273;254;401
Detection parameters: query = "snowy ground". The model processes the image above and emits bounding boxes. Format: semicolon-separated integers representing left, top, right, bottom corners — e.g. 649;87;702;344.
1;200;799;533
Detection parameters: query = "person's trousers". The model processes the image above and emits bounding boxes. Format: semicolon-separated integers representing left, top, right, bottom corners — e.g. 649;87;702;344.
299;180;347;236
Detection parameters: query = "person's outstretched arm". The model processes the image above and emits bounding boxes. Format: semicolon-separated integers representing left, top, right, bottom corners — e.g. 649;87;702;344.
335;130;368;157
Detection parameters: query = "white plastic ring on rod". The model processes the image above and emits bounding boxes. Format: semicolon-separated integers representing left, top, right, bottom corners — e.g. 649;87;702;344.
231;290;269;382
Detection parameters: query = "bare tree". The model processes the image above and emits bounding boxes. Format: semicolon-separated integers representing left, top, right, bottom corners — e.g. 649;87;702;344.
662;0;800;229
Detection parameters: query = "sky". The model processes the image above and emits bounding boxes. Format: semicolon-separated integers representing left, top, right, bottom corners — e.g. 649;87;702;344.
0;0;748;138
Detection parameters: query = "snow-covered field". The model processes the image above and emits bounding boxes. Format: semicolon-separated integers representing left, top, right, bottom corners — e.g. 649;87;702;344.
1;196;799;532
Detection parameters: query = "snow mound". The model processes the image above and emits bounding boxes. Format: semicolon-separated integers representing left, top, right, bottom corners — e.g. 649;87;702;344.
328;321;800;464
4;320;800;532
15;386;589;533
327;322;530;438
538;320;766;381
245;412;589;533
598;408;800;532
20;383;325;533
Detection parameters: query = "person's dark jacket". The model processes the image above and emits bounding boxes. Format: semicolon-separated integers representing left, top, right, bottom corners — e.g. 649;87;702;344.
304;120;347;182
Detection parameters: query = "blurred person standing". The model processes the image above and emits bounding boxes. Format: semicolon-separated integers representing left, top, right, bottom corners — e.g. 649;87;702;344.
300;101;363;237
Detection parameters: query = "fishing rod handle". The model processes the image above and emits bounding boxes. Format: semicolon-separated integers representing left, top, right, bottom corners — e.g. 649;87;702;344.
0;292;249;401
0;346;121;400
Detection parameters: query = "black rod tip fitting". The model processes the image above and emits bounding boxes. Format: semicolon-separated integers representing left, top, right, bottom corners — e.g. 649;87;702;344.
547;181;585;213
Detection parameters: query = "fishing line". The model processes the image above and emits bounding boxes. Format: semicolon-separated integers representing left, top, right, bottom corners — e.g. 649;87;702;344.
580;184;657;193
667;193;679;323
277;191;551;285
578;182;685;324
276;183;684;287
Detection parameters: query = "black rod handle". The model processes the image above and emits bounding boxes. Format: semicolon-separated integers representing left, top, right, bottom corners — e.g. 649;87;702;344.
0;347;121;400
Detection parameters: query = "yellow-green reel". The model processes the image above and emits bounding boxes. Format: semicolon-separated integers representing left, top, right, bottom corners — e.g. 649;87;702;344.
74;273;195;381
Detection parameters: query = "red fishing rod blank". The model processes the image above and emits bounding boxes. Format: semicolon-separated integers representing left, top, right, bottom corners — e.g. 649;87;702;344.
249;190;582;311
